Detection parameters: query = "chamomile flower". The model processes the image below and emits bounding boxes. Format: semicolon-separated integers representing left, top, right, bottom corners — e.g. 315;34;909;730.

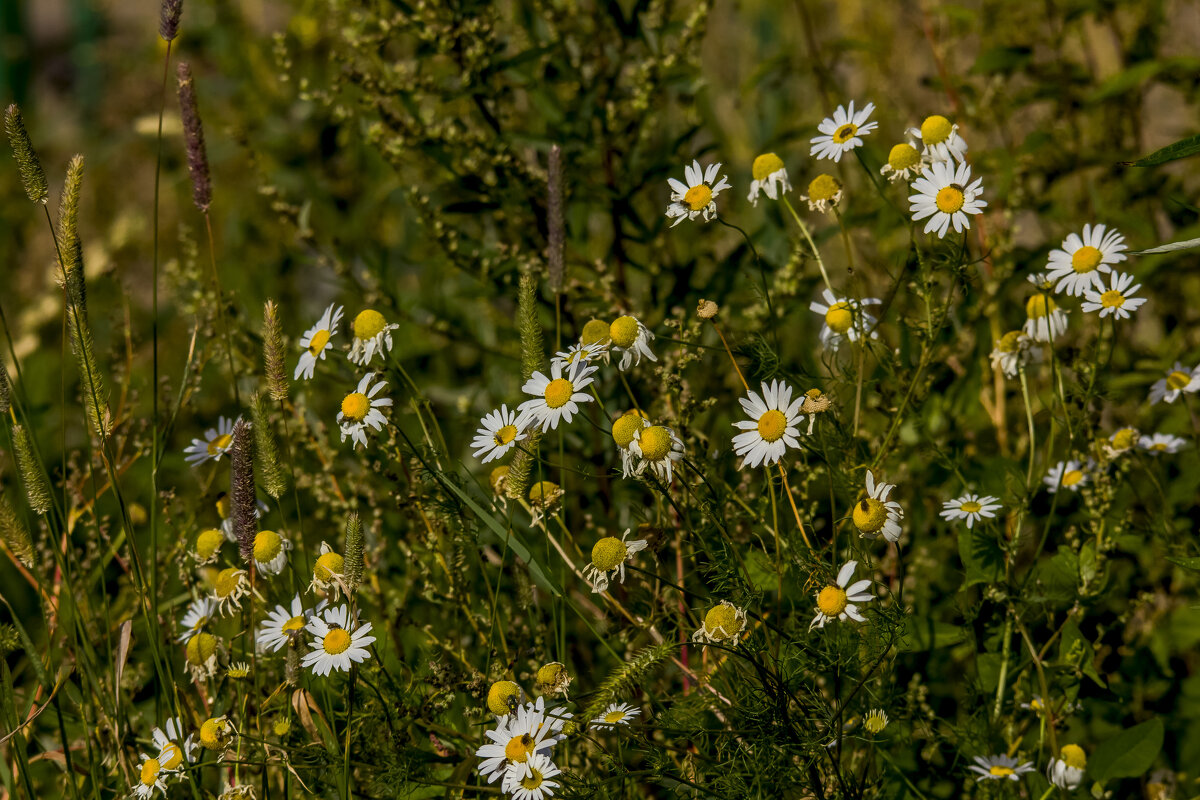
183;416;236;466
1139;433;1187;455
487;680;526;717
692;600;748;646
800;174;842;213
608;315;657;371
628;423;684;483
591;702;641;729
880;142;922;182
535;662;572;697
939;494;1002;529
192;528;224;565
907;115;968;163
611;410;650;478
226;662;251;679
1149;362;1200;405
294;303;343;380
550;341;605;371
309;541;345;596
810;100;877;162
183;631;220;681
1107;427;1140;457
258;593;324;653
747;152;792;205
1044;459;1089;493
151;717;198;771
853;470;904;542
471;405;528;464
301;604;375;676
251;529;291;575
528;481;563;526
211;567;250;616
968;754;1035;782
665;160;731;227
198;716;235;752
909;159;986;238
1081;271;1145;319
475;698;568;784
338;373;392;449
989;330;1042;378
1046;223;1127;297
1024;274;1069;343
864;709;889;734
810;560;874;630
1019;696;1046;713
176;597;217;643
731;380;805;469
501;752;562;800
809;289;881;350
133;751;173;798
583;528;649;594
347;308;398;366
1047;745;1087;790
516;360;596;432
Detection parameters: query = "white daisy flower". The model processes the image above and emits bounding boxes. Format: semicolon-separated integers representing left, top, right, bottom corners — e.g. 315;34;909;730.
747;152;792;205
1046;223;1127;297
853;470;904;542
471;404;528;464
591;701;641;729
810;100;877;162
1019;696;1046;713
800;173;843;213
909;159;986;238
309;541;346;597
1149;362;1200;405
257;593;325;653
550;341;605;372
582;528;649;594
338;373;392;449
183;416;235;466
1044;459;1089;493
665;160;731;227
183;632;220;681
692;600;748;646
809;289;881;350
294;303;343;380
301;604;375;676
968;754;1035;782
176;597;217;643
251;529;291;576
731;380;805;469
1023;274;1069;343
150;717;198;772
1139;432;1187;455
501;752;562;800
608;315;657;371
1106;427;1140;457
629;423;684;483
516;360;596;432
475;698;569;784
1081;271;1145;320
211;567;250;616
810;560;874;630
989;330;1042;378
880;142;922;183
906;115;968;164
132;751;174;798
939;494;1002;529
347;308;398;366
611;411;650;478
1047;745;1087;790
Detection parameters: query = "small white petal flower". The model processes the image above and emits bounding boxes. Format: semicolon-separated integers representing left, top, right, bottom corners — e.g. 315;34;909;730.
906;115;968;164
337;373;392;449
590;701;641;729
347;308;398;366
810;560;875;630
1043;459;1090;493
1138;432;1187;455
989;330;1042;378
1023;273;1070;343
731;380;806;469
1047;745;1087;790
811;100;878;162
628;423;684;484
968;754;1035;782
516;360;596;432
608;315;657;371
852;470;904;542
582;528;649;594
666;160;731;227
747;152;792;205
294;303;343;380
471;404;528;464
176;597;217;644
183;416;236;466
809;289;881;351
939;494;1002;530
909;159;986;238
1046;223;1127;297
1081;271;1146;319
1148;362;1200;405
301;604;375;676
257;593;325;653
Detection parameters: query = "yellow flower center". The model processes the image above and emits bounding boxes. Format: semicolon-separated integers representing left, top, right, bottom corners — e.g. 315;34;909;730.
253;530;282;563
824;301;854;334
920;115;953;144
489;465;510;494
683;184;713;212
832;123;858;144
864;711;888;733
307;328;331;356
1071;245;1102;274
752;153;785;181
817;585;848;616
1111;428;1137;450
989;766;1015;777
487;680;522;716
199;718;228;750
195;528;223;559
543;378;574;409
186;632;217;665
520;767;545;790
580;318;611;346
756;409;788;443
1060;744;1086;770
1061;469;1083;486
1151;442;1168;452
1025;294;1057;319
207;433;232;456
314;551;344;582
853;498;888;534
611;413;645;448
273;719;291;736
609;316;640;348
806;174;841;203
637;426;672;460
493;424;518;447
528;481;560;503
214;568;243;599
159;742;183;770
703;604;741;641
341;392;370;422
960;501;982;513
140;757;161;786
215;495;230;519
998;330;1023;353
353;309;387;340
1166;370;1190;390
1099;289;1125;308
322;628;351;655
1029;698;1044;711
935;185;965;213
591;537;628;572
536;663;566;688
887;143;920;170
282;614;306;633
504;733;536;763
604;710;626;724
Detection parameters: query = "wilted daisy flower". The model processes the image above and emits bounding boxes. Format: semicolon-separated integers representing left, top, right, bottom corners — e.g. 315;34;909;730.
1046;223;1127;297
151;717;198;773
535;662;572;697
183;631;220;681
692;600;748;646
487;680;525;717
939;494;1002;529
609;315;657;371
258;593;325;653
294;303;343;380
731;380;805;469
184;416;236;466
192;527;224;565
226;662;251;679
528;481;563;526
251;529;291;575
747;152;791;205
579;318;613;349
583;528;649;594
550;341;605;371
909;159;986;238
176;596;217;643
309;541;345;596
1149;362;1200;405
629;423;684;483
907;114;968;163
853;470;904;542
198;716;235;752
810;100;877;162
1044;459;1089;493
611;410;650;478
516;360;596;432
302;604;375;676
1081;272;1145;320
864;709;889;734
810;560;874;630
591;702;641;729
211;567;250;616
1024;274;1069;343
489;465;511;496
1107;427;1140;457
1139;433;1187;455
475;697;568;784
1047;745;1087;790
800;388;832;434
471;405;528;464
338;374;392;449
989;330;1042;378
501;751;562;800
133;750;175;798
347;308;398;366
968;754;1035;782
800;174;842;213
880;142;922;182
665;160;731;227
809;289;880;350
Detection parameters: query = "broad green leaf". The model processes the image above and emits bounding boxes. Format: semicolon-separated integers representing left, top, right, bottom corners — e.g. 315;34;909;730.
1121;132;1200;167
958;526;1004;587
1089;719;1163;781
1130;237;1200;255
1167;556;1200;572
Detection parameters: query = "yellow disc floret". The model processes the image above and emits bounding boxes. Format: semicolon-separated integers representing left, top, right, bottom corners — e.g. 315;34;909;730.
887;143;920;171
341;392;370;422
214;568;243;599
199;717;230;750
824;301;854;334
683;184;712;212
487;680;522;716
612;413;646;448
591;537;628;572
308;329;331;355
139;757;162;786
832;123;858;144
528;481;560;504
935;185;965;214
997;330;1024;353
493;425;518;446
1061;469;1084;487
817;585;848;617
253;530;282;563
536;662;568;691
159;742;183;770
489;465;510;494
207;433;232;456
543;379;574;409
752;153;785;181
807;174;841;203
195;528;223;560
186;631;218;665
1060;744;1086;770
703;604;742;641
637;426;672;460
1110;428;1137;450
920;115;953;145
520;767;546;790
989;766;1015;778
504;733;536;763
580;319;611;346
853;498;888;534
756;409;788;443
1071;245;1102;274
322;628;351;655
1167;370;1191;390
1100;289;1125;308
960;500;982;513
1025;294;1057;319
353;309;387;340
609;316;640;348
314;551;344;582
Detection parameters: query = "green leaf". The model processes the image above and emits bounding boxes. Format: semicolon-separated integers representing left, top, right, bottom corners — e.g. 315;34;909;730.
1167;556;1200;572
1089;719;1163;781
899;620;966;652
1129;237;1200;256
1120;132;1200;167
970;46;1033;74
1059;620;1106;688
958;526;1004;587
